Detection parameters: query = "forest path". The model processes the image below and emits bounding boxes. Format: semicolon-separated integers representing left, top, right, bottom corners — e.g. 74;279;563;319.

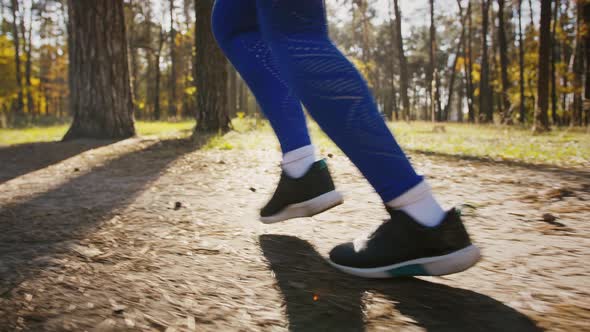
1;137;589;331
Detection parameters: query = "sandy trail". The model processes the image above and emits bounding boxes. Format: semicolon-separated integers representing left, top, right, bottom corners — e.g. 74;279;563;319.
1;137;589;331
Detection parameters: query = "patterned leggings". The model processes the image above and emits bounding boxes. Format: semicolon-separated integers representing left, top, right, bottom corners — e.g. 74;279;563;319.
211;0;422;201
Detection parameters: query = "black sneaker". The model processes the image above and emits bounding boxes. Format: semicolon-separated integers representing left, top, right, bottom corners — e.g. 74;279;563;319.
328;208;480;278
260;159;343;224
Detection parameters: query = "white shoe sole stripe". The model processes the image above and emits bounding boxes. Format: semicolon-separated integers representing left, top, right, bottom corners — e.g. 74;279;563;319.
260;190;343;224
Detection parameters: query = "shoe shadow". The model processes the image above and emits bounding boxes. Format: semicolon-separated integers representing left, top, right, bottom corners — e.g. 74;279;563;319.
259;234;542;332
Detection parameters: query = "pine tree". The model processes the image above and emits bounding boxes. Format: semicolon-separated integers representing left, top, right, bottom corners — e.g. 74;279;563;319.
63;0;135;140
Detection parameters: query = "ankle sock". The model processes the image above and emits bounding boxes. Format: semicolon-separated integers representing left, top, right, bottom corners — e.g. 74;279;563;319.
386;181;446;227
282;145;316;178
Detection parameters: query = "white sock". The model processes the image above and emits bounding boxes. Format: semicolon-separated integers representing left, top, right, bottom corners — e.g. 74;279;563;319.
386;181;446;227
282;145;316;178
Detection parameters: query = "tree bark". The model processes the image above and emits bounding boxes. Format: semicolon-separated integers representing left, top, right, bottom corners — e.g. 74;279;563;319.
458;70;465;122
130;47;140;117
466;0;475;122
560;0;570;125
518;0;526;124
583;0;590;125
238;76;247;114
154;26;165;120
144;3;154;117
354;0;372;64
550;0;559;125
569;1;583;126
443;0;467;122
20;2;34;117
392;0;410;121
63;0;135;140
497;0;511;123
385;0;396;121
479;0;493;123
532;0;552;132
10;0;24;117
194;0;230;133
527;0;534;26
228;64;237;118
169;0;178;117
429;0;440;122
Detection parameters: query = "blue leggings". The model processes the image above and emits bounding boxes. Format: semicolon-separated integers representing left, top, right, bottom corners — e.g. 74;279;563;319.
212;0;422;201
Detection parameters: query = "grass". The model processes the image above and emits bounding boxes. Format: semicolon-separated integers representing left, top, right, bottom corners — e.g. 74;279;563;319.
206;119;590;168
0;120;195;146
386;122;590;167
1;118;588;168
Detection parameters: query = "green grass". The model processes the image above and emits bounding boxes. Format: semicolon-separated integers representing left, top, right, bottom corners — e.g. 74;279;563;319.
135;121;194;137
206;119;590;168
386;122;590;167
1;118;588;167
0;120;195;146
0;124;71;146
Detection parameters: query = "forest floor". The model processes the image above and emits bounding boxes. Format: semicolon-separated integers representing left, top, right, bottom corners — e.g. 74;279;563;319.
1;128;589;331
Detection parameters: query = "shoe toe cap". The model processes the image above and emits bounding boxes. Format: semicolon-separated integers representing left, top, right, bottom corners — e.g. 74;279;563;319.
329;242;359;267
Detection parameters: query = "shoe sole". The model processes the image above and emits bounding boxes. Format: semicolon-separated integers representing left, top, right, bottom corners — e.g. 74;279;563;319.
328;245;481;278
260;190;344;224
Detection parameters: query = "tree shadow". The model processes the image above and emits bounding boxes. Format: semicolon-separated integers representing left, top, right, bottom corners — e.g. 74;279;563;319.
259;234;543;332
0;140;114;184
410;149;590;180
0;136;209;297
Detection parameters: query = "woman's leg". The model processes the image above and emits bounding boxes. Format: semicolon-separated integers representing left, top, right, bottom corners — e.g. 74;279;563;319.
255;0;422;203
212;0;343;223
211;0;310;154
256;0;480;279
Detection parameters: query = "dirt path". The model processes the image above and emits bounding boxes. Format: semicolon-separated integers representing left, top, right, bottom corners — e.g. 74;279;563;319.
1;137;589;331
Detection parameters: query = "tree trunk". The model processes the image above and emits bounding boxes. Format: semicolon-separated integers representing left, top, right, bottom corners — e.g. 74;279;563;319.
429;0;439;122
63;0;135;140
583;0;590;125
154;26;165;121
128;9;140;118
497;0;511;123
144;3;154;117
518;0;526;124
354;0;377;96
385;0;396;121
479;0;493;123
131;47;141;116
527;0;534;26
466;0;475;122
169;0;178;117
490;6;498;118
21;2;34;117
228;64;237;118
569;1;583;127
561;0;570;125
443;0;466;122
532;0;551;132
392;0;410;121
458;72;465;122
551;0;559;125
354;0;371;64
194;0;229;133
238;76;247;113
10;0;24;117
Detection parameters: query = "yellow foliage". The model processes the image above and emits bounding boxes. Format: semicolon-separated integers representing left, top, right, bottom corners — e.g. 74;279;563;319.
349;57;376;87
0;35;18;103
471;63;481;84
455;56;466;71
184;86;197;96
